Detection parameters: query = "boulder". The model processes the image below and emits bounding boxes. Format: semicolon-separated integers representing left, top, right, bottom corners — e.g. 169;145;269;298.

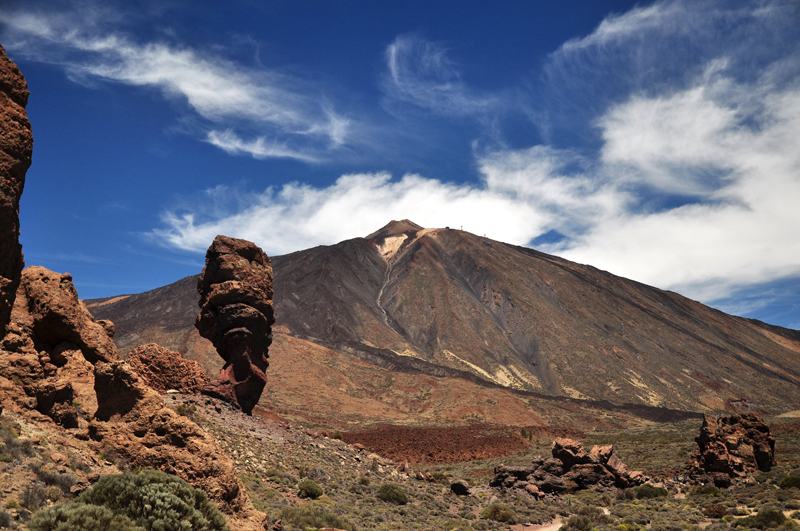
552;437;592;468
196;235;274;414
688;413;775;481
489;439;646;494
127;343;209;394
450;479;470;496
0;44;33;332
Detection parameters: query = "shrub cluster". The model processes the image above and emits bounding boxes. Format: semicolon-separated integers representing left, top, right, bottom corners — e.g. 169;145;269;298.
29;470;227;531
376;483;408;505
730;507;786;529
297;479;323;499
778;474;800;490
280;503;356;531
634;484;668;499
480;503;516;523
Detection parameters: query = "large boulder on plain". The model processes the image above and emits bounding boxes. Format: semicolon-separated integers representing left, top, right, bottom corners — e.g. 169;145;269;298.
688;413;775;484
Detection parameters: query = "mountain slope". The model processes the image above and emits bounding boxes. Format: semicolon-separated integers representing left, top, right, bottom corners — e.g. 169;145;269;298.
88;220;800;417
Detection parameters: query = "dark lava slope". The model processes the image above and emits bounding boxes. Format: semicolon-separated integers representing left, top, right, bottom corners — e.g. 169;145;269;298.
89;221;800;414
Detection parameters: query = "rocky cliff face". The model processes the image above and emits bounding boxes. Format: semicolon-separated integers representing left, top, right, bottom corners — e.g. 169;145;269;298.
127;343;209;394
1;266;120;427
196;235;274;414
0;44;33;332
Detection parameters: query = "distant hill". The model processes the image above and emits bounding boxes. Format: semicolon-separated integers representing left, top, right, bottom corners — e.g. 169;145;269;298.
87;220;800;426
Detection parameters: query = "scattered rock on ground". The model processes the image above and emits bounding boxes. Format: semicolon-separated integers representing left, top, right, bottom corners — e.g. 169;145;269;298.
490;438;647;496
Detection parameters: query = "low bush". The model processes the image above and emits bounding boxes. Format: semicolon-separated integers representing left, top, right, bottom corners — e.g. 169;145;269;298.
634;484;668;499
778;474;800;490
74;469;226;531
174;403;197;418
731;507;786;529
280;503;356;531
377;483;408;505
480;503;515;523
28;503;142;531
0;511;14;529
691;484;721;497
0;424;33;462
21;484;48;510
358;476;370;486
297;479;323;499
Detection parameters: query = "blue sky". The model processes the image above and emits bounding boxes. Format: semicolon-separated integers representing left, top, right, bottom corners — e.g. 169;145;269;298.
2;0;800;329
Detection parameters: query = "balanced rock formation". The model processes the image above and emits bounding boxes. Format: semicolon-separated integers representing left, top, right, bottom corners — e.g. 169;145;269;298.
490;438;646;495
89;360;267;529
688;413;775;487
0;44;33;332
195;235;274;414
127;343;209;394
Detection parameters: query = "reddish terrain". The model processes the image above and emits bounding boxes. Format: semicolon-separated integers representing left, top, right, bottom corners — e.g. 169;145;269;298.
342;424;586;464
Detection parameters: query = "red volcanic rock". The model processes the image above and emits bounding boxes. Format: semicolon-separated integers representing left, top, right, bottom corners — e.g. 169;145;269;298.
688;413;775;485
491;438;646;494
552;437;592;468
1;266;118;426
0;44;33;331
13;267;118;363
196;235;274;414
90;361;267;529
127;343;209;394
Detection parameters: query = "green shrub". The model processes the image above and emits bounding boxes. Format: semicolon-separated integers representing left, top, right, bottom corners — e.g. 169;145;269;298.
280;503;355;531
562;515;593;531
634;484;668;499
174;403;197;418
779;474;800;489
75;470;227;531
357;476;370;486
480;503;515;523
29;503;143;531
690;484;721;497
0;511;14;529
376;483;408;505
297;479;323;499
331;431;343;440
731;507;786;529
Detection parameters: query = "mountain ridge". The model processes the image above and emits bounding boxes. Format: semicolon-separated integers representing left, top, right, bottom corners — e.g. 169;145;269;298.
87;221;800;423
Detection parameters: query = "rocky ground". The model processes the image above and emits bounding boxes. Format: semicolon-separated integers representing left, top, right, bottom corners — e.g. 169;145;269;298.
2;390;800;530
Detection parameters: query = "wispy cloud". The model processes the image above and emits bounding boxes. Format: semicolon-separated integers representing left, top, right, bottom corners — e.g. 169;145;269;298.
382;34;502;118
151;0;800;315
0;3;352;161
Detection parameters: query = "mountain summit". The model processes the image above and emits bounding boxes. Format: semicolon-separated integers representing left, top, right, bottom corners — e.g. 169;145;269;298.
88;222;800;422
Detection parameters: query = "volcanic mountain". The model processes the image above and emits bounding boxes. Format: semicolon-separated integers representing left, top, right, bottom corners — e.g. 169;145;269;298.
87;220;800;424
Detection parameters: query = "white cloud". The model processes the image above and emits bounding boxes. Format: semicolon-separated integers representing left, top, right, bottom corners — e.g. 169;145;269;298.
152;172;551;256
0;6;352;161
151;0;800;312
383;35;501;117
